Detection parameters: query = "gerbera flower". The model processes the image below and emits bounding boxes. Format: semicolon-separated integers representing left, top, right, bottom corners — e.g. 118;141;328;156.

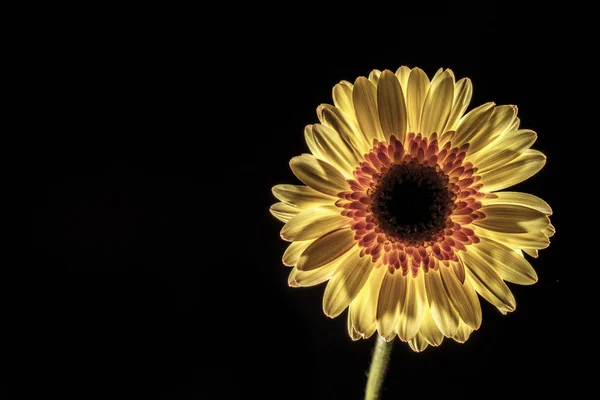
270;66;553;352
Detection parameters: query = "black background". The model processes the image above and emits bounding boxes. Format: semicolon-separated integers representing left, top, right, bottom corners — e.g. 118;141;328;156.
26;8;585;399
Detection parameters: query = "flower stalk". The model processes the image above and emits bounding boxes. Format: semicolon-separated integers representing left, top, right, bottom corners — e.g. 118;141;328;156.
365;336;393;400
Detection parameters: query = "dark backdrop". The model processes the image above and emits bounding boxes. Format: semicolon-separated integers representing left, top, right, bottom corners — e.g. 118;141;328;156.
26;9;584;399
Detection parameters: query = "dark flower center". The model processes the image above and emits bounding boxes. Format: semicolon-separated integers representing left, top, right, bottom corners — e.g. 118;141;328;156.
371;160;455;245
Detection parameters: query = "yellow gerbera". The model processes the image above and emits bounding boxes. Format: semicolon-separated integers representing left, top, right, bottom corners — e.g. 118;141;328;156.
270;66;554;352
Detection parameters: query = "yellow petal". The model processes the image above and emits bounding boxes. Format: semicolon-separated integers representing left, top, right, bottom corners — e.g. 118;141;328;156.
289;154;348;196
280;205;348;241
270;202;300;223
332;80;355;117
282;240;314;266
446;68;456;82
444;78;473;132
477;228;550;250
353;77;384;144
432;68;444;81
471;237;538;285
451;258;466;284
425;269;459;337
508;116;520;131
311;123;359;175
453;320;474;343
440;264;482;329
304;125;325;160
468;129;537;173
368;69;382;85
397;270;426;341
454;102;495;147
363;325;377;339
406;68;430;135
419;306;444;346
543;224;556;238
467;105;517;155
317;104;369;156
481;191;551;215
522;248;539;258
395;66;411;97
347;311;362;341
288;268;300;287
425;266;459;337
350;265;386;336
272;184;336;209
376;270;407;341
420;71;454;137
478;149;546;192
289;253;345;287
408;332;429;352
460;252;516;314
377;70;407;144
474;204;549;234
296;227;356;271
323;248;374;318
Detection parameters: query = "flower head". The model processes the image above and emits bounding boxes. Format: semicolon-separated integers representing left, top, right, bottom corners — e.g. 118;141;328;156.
271;67;553;351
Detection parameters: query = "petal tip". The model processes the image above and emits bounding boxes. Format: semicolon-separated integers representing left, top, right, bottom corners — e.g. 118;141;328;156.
354;76;369;85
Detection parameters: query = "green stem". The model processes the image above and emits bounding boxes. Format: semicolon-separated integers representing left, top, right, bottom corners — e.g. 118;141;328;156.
365;336;393;400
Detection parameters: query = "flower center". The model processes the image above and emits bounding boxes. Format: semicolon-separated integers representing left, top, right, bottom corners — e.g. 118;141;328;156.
337;133;485;275
371;161;455;245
